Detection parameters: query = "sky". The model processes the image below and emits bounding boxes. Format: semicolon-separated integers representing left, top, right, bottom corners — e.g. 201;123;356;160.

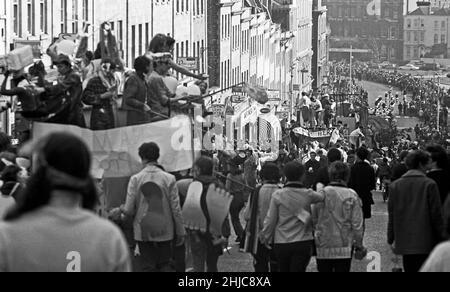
405;0;419;14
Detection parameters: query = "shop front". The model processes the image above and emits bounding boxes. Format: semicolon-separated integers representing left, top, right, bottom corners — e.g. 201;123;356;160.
226;99;258;149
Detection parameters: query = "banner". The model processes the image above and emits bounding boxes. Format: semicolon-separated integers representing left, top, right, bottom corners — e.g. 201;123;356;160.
293;127;332;139
32;115;195;179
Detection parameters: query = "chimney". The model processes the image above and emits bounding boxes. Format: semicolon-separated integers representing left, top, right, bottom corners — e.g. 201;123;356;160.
416;1;431;15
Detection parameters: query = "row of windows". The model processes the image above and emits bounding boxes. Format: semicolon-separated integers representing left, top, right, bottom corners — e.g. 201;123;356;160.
328;5;400;20
12;0;89;37
174;0;205;15
406;31;446;44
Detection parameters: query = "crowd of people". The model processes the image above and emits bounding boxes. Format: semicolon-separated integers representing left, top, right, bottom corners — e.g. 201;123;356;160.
0;23;207;144
0;127;449;272
1;26;450;272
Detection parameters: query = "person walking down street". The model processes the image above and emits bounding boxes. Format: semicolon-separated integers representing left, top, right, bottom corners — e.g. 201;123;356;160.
378;158;392;192
82;59;118;130
110;142;185;272
388;150;445;272
304;151;321;189
391;151;409;183
122;56;152;126
226;163;247;245
243;148;258;191
313;162;364;273
0;133;131;272
261;162;324;272
426;145;450;206
244;163;281;272
314;148;343;191
348;147;376;220
187;156;231;273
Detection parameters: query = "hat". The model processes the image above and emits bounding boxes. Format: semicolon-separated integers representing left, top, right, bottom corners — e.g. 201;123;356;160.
54;54;72;66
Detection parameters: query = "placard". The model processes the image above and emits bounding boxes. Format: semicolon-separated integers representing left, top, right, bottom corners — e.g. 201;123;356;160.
177;57;199;71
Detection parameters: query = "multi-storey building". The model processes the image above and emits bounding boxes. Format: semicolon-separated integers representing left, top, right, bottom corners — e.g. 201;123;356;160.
404;1;450;61
325;0;404;62
430;0;450;10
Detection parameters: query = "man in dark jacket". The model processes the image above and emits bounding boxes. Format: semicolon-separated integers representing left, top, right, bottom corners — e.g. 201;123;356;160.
304;151;321;189
388;150;445;272
45;54;86;128
426;145;450;205
391;151;409;182
348;147;376;220
122;56;152;126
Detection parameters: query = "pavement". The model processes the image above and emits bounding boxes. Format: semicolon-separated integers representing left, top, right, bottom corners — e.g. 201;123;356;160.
218;191;399;273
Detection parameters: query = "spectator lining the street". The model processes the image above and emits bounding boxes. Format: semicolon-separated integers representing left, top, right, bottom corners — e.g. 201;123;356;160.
0;133;131;272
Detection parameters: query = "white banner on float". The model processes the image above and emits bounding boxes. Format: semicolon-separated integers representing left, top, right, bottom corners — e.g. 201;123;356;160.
32;115;194;179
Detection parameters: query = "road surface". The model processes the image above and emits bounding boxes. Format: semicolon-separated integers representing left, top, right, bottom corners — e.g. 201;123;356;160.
218;192;397;272
216;81;404;272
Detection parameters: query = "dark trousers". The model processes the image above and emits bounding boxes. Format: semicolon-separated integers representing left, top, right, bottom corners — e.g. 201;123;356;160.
189;232;220;272
137;241;174;272
317;259;352;273
274;241;313;272
172;244;186;272
253;243;278;272
230;193;246;240
403;254;429;272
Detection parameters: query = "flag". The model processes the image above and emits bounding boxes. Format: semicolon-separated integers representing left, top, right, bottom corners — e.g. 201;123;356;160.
244;83;269;105
329;128;341;145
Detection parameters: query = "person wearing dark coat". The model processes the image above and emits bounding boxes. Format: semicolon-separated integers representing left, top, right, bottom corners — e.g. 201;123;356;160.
348;147;376;219
304;152;321;189
426;145;450;205
391;151;409;182
388;150;445;272
82;59;117;130
122;56;152;126
45;54;86;128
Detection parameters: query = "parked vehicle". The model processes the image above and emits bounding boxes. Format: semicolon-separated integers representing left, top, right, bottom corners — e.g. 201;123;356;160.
399;64;420;70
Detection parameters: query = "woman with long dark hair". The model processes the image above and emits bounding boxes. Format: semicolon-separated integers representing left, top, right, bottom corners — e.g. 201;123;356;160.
0;133;131;272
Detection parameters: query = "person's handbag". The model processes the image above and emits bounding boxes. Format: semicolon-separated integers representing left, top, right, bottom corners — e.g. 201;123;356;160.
353;246;368;261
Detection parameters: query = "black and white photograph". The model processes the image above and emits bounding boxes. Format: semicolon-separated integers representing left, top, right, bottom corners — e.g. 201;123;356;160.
0;0;449;275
